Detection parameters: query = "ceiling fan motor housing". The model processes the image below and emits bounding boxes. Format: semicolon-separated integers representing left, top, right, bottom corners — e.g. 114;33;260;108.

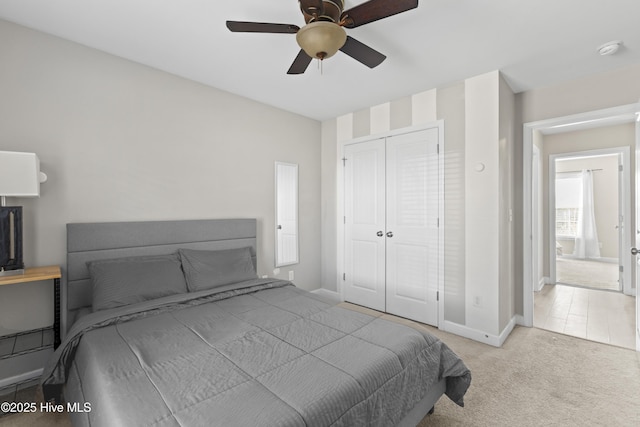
300;0;345;24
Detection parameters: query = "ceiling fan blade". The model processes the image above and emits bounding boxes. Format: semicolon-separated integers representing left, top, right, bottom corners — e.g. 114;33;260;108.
341;0;418;28
287;49;313;74
226;21;300;34
339;36;386;68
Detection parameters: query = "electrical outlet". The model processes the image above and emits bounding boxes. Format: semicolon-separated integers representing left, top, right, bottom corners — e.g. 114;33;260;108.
473;296;482;307
288;270;294;281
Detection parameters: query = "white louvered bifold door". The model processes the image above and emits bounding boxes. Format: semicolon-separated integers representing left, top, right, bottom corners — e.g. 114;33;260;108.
385;128;439;326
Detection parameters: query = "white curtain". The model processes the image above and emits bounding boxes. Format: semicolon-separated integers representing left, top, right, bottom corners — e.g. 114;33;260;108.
573;169;600;259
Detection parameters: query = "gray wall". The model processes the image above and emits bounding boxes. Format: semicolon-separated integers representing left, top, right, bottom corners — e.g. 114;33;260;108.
437;83;466;326
0;20;321;333
320;119;338;290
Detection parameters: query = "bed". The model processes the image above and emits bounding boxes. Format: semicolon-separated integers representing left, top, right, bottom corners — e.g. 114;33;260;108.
41;218;470;427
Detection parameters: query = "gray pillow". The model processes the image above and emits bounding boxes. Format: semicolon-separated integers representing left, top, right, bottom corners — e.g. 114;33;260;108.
179;247;257;292
88;253;188;311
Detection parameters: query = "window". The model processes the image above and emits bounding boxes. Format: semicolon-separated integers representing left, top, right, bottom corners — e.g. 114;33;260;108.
556;207;579;237
555;173;581;238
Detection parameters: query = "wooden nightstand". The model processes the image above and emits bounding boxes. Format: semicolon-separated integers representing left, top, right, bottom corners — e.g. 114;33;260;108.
0;266;62;349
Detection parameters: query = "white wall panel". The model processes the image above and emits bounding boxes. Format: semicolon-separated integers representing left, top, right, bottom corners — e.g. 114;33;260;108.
464;71;500;335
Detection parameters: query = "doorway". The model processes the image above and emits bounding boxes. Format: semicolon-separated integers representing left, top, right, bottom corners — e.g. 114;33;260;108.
522;103;640;351
550;149;628;293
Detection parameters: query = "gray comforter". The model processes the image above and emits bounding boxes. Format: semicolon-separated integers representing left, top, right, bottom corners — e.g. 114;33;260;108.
42;279;470;427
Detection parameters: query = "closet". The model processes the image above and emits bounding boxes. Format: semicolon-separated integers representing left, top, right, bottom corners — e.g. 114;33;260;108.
343;126;441;326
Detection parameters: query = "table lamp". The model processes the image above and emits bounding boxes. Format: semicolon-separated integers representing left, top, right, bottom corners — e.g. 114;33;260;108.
0;151;47;276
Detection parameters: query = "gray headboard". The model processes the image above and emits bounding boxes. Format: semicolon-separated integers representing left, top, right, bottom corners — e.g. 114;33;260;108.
64;218;257;338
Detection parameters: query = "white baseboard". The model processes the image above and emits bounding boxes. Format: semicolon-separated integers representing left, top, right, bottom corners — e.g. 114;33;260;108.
441;321;500;347
498;317;517;346
310;287;342;303
441;316;517;348
0;368;43;389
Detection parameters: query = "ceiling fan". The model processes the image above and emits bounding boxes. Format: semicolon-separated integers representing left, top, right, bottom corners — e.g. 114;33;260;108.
226;0;419;74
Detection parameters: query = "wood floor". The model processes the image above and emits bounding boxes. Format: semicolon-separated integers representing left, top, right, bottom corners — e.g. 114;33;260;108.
534;283;635;349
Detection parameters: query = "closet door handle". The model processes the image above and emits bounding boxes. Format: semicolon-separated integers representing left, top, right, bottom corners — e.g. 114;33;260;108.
376;231;384;237
386;231;394;238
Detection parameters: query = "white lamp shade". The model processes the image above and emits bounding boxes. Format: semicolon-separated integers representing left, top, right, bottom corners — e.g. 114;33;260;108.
0;151;41;197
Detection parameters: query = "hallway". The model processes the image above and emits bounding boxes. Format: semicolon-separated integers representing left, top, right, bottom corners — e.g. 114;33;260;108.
534;284;635;349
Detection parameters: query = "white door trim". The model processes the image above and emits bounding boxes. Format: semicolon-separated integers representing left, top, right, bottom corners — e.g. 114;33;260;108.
532;145;543;292
635;118;640;351
522;103;640;342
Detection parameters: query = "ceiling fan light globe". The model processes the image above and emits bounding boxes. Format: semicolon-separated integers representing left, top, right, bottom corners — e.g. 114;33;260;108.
296;21;346;60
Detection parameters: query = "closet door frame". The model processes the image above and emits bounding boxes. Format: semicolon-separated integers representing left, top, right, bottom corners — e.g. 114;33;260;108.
337;121;445;327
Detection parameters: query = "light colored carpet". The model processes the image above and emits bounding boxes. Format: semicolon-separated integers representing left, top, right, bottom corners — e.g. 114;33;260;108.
0;385;69;427
1;326;638;427
556;257;619;291
418;325;640;426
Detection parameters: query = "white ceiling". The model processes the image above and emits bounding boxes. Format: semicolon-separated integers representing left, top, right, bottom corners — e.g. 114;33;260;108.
1;0;639;121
